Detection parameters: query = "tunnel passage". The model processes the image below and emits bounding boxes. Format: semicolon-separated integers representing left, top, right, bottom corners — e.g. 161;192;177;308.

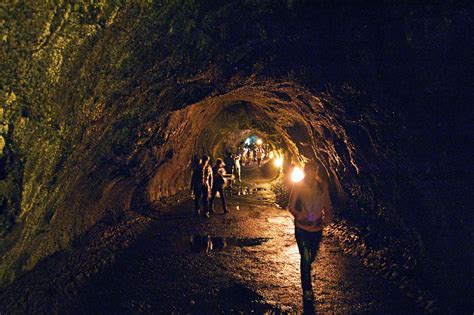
132;83;349;207
1;80;468;313
0;82;359;288
1;2;470;312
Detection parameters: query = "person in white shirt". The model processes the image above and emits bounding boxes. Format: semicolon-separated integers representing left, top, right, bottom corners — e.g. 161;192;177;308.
288;162;332;301
234;154;241;182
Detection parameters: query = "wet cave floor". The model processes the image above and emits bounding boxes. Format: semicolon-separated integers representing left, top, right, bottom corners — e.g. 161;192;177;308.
67;166;418;314
0;166;421;314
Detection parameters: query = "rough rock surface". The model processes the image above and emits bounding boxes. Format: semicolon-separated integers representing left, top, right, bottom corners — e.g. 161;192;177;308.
0;1;471;312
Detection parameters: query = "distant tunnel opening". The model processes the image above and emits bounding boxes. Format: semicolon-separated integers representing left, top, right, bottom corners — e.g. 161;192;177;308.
1;3;470;312
3;79;466;314
137;82;348;212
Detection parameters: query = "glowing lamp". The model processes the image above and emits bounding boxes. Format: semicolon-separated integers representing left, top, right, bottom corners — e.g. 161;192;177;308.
256;138;263;145
274;157;283;168
291;166;305;183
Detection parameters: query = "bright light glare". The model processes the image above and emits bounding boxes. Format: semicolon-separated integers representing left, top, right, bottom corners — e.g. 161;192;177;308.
291;166;305;183
274;157;283;168
256;138;263;145
245;138;251;145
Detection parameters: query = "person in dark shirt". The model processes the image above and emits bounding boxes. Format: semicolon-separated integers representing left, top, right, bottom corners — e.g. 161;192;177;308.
223;151;235;175
223;151;235;188
190;155;213;217
209;158;229;214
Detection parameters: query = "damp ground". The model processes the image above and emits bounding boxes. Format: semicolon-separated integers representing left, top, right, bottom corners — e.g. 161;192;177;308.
0;166;420;314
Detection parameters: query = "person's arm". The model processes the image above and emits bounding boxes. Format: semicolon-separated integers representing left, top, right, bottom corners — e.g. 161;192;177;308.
209;166;213;190
287;186;300;218
201;167;206;185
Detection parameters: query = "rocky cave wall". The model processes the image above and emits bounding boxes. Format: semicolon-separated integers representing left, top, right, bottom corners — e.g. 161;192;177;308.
1;1;471;311
140;83;351;204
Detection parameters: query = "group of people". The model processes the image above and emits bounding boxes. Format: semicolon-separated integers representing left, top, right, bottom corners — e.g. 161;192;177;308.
241;144;269;167
191;153;333;302
224;151;241;183
190;152;241;218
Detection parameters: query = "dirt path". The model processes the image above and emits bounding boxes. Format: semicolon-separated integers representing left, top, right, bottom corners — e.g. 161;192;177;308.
0;167;420;314
67;167;418;314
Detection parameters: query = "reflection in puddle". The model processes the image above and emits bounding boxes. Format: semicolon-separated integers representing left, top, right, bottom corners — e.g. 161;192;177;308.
167;235;271;253
233;186;268;196
235;186;252;196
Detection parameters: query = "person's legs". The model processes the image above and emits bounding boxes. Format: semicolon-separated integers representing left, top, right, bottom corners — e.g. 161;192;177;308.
228;172;233;188
193;188;201;215
296;228;323;300
295;227;313;294
209;186;217;213
201;186;210;217
218;186;228;213
309;231;323;263
236;167;241;182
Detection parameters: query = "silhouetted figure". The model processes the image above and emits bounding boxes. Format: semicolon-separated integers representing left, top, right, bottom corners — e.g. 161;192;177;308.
223;152;234;173
288;163;332;302
224;152;235;183
191;154;200;169
190;155;213;217
209;158;228;214
252;146;257;164
303;298;316;315
256;147;263;167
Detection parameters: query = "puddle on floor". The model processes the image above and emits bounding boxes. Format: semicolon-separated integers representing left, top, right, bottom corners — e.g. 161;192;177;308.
229;185;268;196
267;216;290;224
161;235;271;253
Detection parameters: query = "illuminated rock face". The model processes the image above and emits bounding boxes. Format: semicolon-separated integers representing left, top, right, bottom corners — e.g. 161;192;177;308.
0;1;470;309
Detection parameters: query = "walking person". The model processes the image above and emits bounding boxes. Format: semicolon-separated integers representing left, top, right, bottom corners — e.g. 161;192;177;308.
287;163;332;302
224;151;235;187
190;155;213;217
234;153;241;183
241;148;247;166
209;158;229;214
256;147;263;167
252;146;257;165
